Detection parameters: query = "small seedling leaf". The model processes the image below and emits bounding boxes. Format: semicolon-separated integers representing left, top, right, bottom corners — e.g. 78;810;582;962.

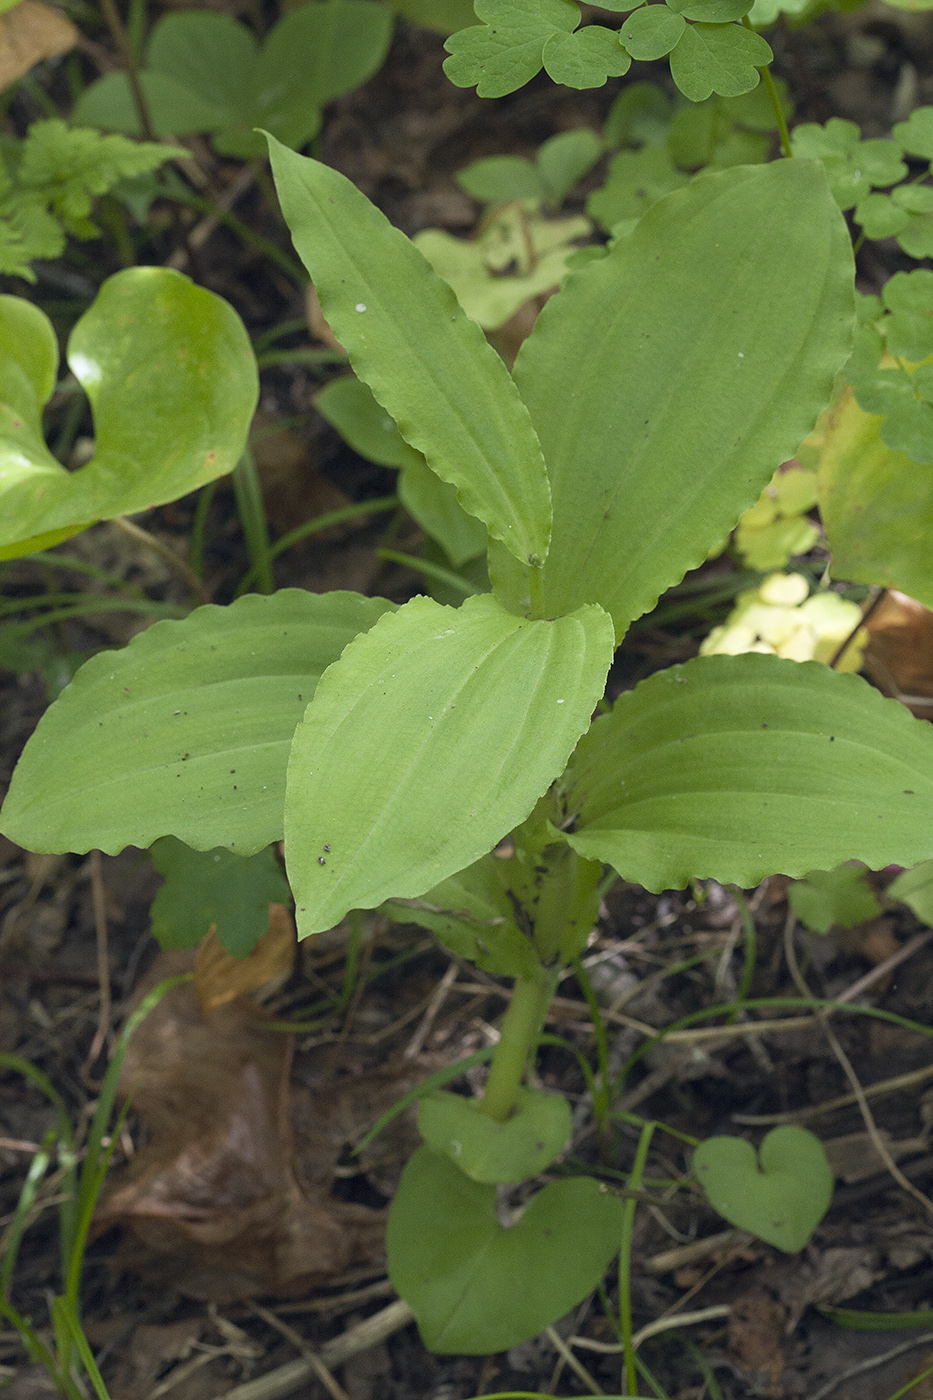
284;593;614;936
693;1125;833;1251
618;6;685;60
418;1087;572;1182
387;1145;625;1353
788;863;881;933
150;838;290;956
563;651;933;889
0;591;396;855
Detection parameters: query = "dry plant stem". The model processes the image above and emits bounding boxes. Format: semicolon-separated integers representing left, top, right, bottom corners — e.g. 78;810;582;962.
220;1300;414;1400
827;585;885;671
168;164;257;271
404;960;459;1059
783;910;933;1220
734;1060;933;1125
544;1326;604;1394
84;850;111;1074
251;1305;350;1400
807;1330;933;1400
111;517;212;604
569;1304;732;1355
834;927;933;1003
643;1229;751;1275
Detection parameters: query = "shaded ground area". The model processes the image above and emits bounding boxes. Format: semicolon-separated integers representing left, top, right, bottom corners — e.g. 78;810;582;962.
6;9;933;1400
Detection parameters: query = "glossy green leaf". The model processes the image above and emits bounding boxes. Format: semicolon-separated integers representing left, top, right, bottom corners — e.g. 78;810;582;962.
150;838;290;956
419;1087;572;1183
817;388;933;607
284;593;614;937
0;590;395;857
694;1127;833;1252
0;267;257;561
561;652;933;890
542;25;631;87
504;160;853;639
268;138;551;568
618;6;685;59
387;1146;625;1353
668;23;772;102
442;0;579;98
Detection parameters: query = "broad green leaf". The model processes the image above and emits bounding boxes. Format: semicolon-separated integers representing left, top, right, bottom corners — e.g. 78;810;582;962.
383;854;544;978
618;6;685;59
817;388;933;606
419;1087;572;1182
892;106;933;160
788;863;880;934
387;1146;625;1353
542;25;631;87
667;0;749;17
668;23;772;102
268;138;551;568
694;1127;833;1252
443;0;579;98
150;838;290;956
284;593;614;936
398;459;488;566
561;652;933;889
505;160;853;639
0;267;257;560
0;590;395;857
72;70;227;137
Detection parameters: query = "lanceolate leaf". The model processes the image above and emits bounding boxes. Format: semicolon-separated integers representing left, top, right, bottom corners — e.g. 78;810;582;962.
284;593;614;937
266;137;552;568
562;652;933;889
0;267;257;560
0;591;395;856
506;159;854;640
817;386;933;610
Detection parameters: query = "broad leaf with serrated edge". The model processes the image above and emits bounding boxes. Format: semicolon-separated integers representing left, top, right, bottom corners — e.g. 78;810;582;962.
494;160;853;640
561;652;933;889
0;267;257;560
267;137;551;568
284;593;614;937
0;591;395;856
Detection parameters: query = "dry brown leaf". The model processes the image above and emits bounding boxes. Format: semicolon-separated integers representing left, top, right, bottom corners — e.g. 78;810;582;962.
96;956;385;1300
0;0;77;91
727;1289;786;1396
193;903;295;1016
865;590;933;717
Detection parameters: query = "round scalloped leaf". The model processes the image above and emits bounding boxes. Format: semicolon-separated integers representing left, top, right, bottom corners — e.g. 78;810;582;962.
668;22;771;101
618;7;685;59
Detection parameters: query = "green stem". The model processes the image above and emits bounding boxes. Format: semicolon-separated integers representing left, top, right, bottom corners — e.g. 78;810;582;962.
232;449;274;595
479;972;557;1123
527;562;545;619
619;1120;655;1396
743;22;791;158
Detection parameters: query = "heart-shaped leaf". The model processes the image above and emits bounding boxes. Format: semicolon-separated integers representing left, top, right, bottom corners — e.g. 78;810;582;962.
418;1088;571;1183
0;267;257;559
387;1145;625;1353
693;1125;833;1252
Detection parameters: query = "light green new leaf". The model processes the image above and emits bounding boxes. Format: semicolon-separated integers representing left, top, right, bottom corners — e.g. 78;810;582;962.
284;593;614;937
0;591;395;857
387;1146;625;1354
268;138;551;568
0;267;257;560
562;652;933;889
817;388;933;609
504;159;853;639
668;23;772;102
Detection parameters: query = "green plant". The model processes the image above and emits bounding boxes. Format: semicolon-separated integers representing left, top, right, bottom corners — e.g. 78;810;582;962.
0;975;186;1400
0;265;257;558
72;1;393;158
0;120;183;280
692;1125;834;1251
6;130;933;1353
